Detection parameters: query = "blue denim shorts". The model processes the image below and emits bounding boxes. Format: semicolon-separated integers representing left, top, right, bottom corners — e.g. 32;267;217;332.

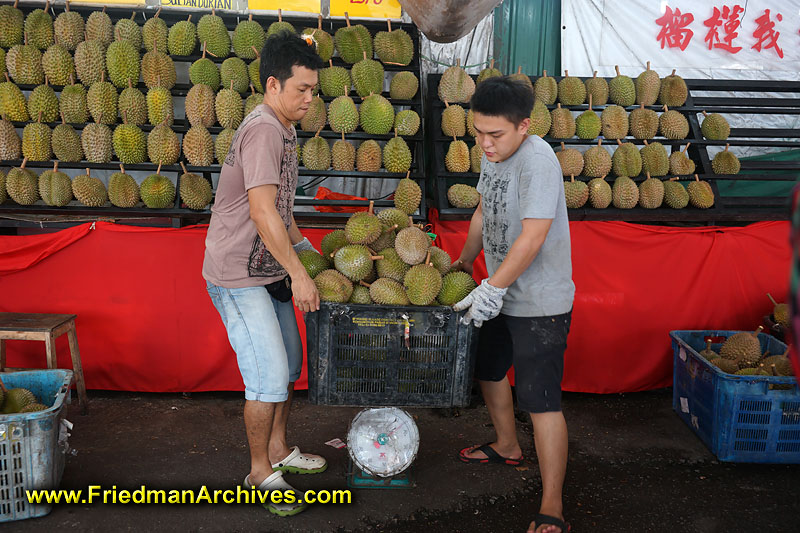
206;281;303;402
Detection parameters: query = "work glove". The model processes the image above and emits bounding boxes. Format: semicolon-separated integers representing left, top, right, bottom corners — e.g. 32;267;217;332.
293;237;319;255
452;278;507;328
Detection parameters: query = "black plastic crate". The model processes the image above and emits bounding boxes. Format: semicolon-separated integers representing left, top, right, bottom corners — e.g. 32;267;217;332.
306;302;478;407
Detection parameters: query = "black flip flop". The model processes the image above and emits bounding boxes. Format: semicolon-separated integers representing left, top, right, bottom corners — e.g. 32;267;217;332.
458;443;524;466
533;513;571;533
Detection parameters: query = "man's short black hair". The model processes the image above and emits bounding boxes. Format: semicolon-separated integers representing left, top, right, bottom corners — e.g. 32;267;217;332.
470;76;534;126
259;30;324;91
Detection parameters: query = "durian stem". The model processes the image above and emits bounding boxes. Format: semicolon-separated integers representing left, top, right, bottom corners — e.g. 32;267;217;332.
120;163;125;173
646;60;651;71
180;161;188;174
278;9;283;22
767;293;778;306
752;326;764;337
248;14;253;22
542;69;548;77
560;142;566;150
368;200;374;215
156;163;162;175
359;280;372;288
425;250;432;265
615;65;621;76
490;58;495;69
252;46;260;58
370;255;384;260
564;69;569;76
54;160;59;172
671;69;676;76
387;19;392;32
21;157;28;170
131;12;136;20
616;139;623;146
683;143;690;153
155;6;162;18
694;174;700;182
318;14;322;30
724;143;730;152
86;168;91;178
345;12;351;27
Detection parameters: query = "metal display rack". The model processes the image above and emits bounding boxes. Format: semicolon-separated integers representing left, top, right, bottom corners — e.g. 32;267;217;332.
0;3;425;227
426;73;800;223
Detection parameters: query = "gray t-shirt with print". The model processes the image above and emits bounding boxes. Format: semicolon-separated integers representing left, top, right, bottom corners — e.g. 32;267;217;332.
476;135;575;317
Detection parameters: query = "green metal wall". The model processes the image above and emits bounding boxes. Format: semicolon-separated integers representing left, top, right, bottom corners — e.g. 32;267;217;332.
493;0;561;76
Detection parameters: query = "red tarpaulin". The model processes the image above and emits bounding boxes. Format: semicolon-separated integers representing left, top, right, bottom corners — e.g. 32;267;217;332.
0;215;791;394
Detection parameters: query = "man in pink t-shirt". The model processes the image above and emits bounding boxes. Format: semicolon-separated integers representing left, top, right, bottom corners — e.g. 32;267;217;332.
203;32;324;516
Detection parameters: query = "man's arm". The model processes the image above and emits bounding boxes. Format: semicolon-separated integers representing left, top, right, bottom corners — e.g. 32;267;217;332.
488;218;552;289
248;184;319;312
288;218;304;245
454;199;484;274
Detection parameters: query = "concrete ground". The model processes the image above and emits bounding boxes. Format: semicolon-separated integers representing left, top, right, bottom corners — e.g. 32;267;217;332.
10;388;798;532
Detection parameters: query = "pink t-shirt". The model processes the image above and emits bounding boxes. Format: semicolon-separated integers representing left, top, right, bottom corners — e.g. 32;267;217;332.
202;104;299;288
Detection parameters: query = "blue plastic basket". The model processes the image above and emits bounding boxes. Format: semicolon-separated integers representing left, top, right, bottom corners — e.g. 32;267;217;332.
670;330;799;463
0;370;73;522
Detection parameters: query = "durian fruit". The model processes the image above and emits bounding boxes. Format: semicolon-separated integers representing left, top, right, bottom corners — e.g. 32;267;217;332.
59;76;87;123
39;161;72;207
185;83;217;128
576;94;601;140
612;139;642;178
27;80;59;123
428;246;452;275
687;174;714;209
394;109;420;137
233;14;265;60
19;402;48;413
663;177;689;209
215;127;236;165
352;51;384;98
509;66;533;93
319;59;351;97
349;284;373;304
582;139;612;178
448;183;480;209
612;176;639;209
334;13;371;64
302;15;334;63
141;39;176;90
220;56;249;95
328;85;359;134
374;19;413;66
438;271;477;307
168;14;197;56
395;226;431;265
0;75;29;121
588;175;612;209
6;159;39;205
356;140;381;172
0;115;22;160
267;9;296;38
762;349;794;376
41;42;74;86
0;386;37;414
215;80;244;129
108;164;140;208
767;293;790;330
599;104;627;140
321;229;349;258
190;43;221;90
115;79;147;127
635;61;660;106
105;38;140;89
183;125;214;167
375;248;410;283
334;244;382;281
441;100;466;138
377;207;411;230
248;48;263;93
315;269;354;303
359;93;394;135
557;143;584;177
7;38;44;85
528;100;552;137
476;59;502;85
609;65;636;107
640;140;669;177
85;7;112;46
383;131;412;174
243;85;261;116
81;114;112;163
719;327;763;369
658;69;687;107
445;137;470;173
74;39;106;86
669;143;695;175
147;120;180;166
140;163;175;208
701;111;730;140
115;12;142;50
0;49;6;82
637;172;664;209
0;0;24;48
344;203;382;245
735;367;770;376
395;175;422;214
53;2;84;51
404;252;443;306
113;111;146;165
51;111;82;162
549;103;576;139
300;95;327;133
564;175;588;209
299;249;330;279
0;170;5;204
712;357;739;374
302;128;331;170
331;132;356;172
659;104;689;139
147;85;174;126
87;72;118;125
22;111;53;161
711;144;740;175
196;8;230;58
72;167;107;207
533;69;557;104
470;144;483;173
699;340;718;361
629;103;659;139
557;70;586;106
389;71;419;100
438;59;475;104
179;161;213;210
368;278;408;305
584;71;609;106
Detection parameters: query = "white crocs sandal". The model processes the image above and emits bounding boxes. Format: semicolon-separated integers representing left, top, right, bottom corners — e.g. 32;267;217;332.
272;446;328;474
243;471;308;516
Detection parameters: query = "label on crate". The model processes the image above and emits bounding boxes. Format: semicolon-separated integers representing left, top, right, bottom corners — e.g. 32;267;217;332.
679;346;686;361
249;0;321;13
330;0;402;19
351;316;415;328
680;397;689;413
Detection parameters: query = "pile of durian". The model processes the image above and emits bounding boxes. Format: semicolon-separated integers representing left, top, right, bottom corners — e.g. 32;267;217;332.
698;326;796;382
0;377;49;414
299;176;477;306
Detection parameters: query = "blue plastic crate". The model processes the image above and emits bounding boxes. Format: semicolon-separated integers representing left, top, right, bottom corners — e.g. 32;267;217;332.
670;330;800;463
0;370;73;522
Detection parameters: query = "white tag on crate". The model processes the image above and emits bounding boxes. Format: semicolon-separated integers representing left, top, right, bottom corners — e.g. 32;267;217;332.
680;397;689;413
325;438;347;449
679;347;687;362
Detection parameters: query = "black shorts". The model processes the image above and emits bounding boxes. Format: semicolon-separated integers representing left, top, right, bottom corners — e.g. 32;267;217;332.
474;311;572;413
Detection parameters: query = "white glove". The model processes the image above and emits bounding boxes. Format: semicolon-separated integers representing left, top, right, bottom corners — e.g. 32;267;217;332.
293;237;319;255
452;278;507;328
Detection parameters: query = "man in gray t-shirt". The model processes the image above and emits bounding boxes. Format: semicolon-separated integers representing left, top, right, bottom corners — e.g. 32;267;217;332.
453;77;574;533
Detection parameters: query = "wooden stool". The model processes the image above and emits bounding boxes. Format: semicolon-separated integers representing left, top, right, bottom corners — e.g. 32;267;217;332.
0;313;88;413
